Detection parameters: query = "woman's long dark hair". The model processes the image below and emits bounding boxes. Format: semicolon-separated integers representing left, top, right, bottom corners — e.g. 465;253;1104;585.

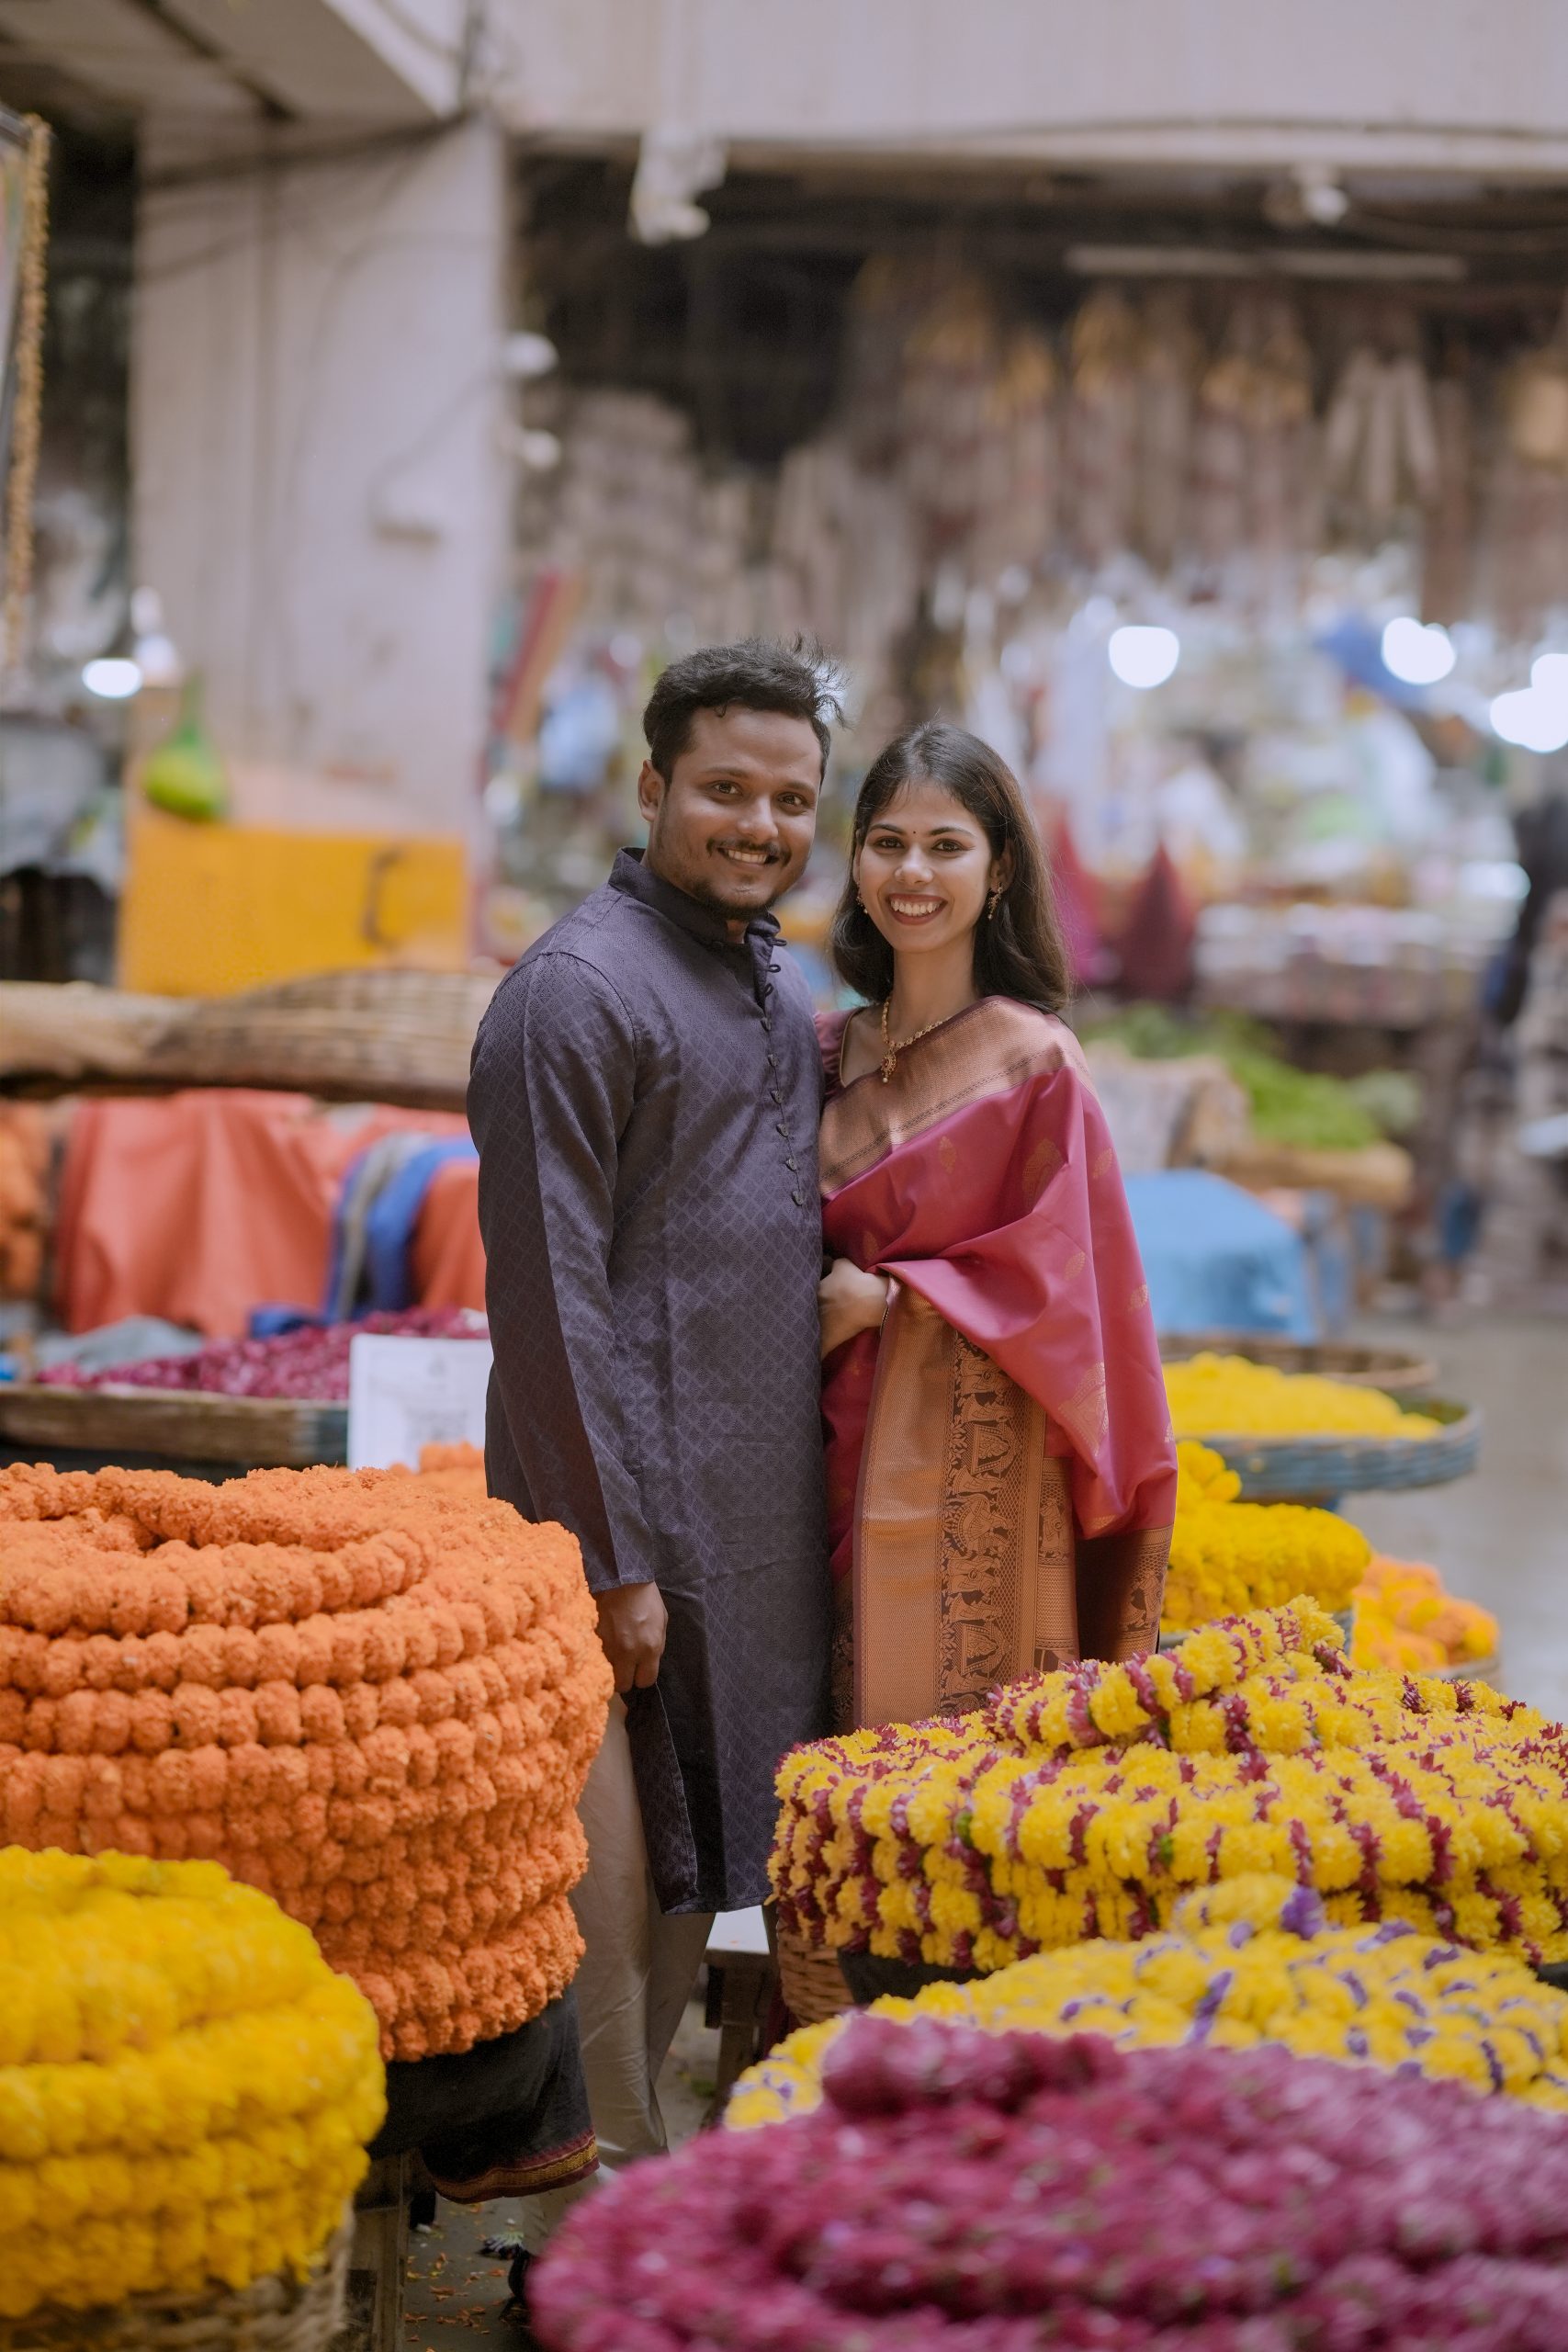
829;722;1070;1012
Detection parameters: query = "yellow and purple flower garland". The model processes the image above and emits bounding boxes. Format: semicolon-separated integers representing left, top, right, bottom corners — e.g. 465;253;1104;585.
735;1872;1568;2130
772;1603;1568;1973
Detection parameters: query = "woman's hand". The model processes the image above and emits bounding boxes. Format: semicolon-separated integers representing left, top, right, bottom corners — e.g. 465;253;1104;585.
819;1258;891;1359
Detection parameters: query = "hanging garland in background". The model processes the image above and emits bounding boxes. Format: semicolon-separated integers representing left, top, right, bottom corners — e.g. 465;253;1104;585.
3;113;50;677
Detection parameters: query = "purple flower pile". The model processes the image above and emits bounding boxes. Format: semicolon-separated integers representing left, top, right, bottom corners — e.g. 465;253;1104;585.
37;1306;486;1401
533;2016;1568;2350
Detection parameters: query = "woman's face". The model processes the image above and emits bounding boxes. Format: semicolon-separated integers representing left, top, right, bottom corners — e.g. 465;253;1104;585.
853;776;1005;961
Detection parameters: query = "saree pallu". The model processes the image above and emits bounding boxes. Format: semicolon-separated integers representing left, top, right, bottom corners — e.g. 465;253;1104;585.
819;999;1176;1732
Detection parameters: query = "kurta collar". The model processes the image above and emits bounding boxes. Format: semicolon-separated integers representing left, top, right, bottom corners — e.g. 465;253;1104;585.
608;847;781;954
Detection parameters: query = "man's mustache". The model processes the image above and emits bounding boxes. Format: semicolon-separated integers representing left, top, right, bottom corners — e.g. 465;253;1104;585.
709;840;784;861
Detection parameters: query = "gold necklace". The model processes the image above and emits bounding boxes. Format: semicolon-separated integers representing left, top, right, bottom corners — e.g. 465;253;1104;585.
878;998;946;1083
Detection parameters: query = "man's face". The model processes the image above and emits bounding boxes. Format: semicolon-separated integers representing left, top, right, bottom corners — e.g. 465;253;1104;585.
638;705;822;919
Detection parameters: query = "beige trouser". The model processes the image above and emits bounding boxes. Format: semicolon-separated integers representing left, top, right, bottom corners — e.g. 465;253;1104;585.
522;1696;713;2248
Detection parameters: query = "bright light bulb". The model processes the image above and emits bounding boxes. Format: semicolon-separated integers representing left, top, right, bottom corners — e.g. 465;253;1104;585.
502;332;559;380
1490;688;1568;755
1382;616;1456;686
1108;625;1179;690
82;657;142;700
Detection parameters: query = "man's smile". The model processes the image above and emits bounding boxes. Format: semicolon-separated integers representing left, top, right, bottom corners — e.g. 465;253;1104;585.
713;842;781;867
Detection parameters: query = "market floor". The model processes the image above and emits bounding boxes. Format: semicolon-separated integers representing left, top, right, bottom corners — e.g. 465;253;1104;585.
396;1997;720;2345
393;1305;1564;2344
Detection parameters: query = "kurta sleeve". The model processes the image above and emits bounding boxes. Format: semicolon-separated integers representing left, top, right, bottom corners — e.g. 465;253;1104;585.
468;951;656;1593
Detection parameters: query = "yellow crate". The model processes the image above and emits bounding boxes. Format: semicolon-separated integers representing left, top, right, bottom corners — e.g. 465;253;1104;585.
119;811;468;996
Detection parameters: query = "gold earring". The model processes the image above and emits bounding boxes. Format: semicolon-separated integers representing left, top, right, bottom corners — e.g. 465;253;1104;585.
987;888;1001;920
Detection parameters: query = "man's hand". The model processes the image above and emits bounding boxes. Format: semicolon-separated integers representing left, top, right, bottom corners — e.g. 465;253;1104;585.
595;1580;668;1693
818;1257;891;1359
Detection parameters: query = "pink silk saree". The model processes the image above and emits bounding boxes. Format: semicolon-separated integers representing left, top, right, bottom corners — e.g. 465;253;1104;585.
818;997;1176;1732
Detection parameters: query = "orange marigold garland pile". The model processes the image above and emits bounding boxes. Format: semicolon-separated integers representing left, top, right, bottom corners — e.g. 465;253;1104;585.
0;1464;611;2063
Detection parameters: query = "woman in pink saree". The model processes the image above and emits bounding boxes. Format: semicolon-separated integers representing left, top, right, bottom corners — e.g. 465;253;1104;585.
817;724;1176;1732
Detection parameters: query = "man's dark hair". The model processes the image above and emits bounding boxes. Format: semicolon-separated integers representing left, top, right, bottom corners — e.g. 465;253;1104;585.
642;637;842;783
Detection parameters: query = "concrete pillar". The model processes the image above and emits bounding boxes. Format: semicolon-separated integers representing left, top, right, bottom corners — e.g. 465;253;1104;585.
130;115;510;845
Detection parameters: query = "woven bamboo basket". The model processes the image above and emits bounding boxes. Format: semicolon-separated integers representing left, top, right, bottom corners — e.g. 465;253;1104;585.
1159;1334;1440;1399
0;2218;350;2352
775;1921;854;2025
1199;1399;1481;1504
0;1382;347;1469
0;971;497;1112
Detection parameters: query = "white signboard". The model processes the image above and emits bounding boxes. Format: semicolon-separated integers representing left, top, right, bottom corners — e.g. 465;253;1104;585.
347;1334;493;1471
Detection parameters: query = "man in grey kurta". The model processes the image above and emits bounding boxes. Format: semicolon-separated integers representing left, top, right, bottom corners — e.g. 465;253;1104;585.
468;639;834;2239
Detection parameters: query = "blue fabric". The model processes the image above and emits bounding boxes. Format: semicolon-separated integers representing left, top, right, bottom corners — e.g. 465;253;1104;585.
361;1138;479;1312
1123;1170;1318;1340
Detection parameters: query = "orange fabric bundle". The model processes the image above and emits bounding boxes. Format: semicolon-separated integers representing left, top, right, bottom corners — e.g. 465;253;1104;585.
0;1103;49;1300
0;1462;612;2062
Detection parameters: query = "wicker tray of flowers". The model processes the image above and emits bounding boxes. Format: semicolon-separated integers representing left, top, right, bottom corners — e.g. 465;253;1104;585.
1159;1332;1439;1397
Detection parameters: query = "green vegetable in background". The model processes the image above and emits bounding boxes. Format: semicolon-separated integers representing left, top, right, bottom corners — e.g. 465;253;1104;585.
141;675;228;823
1082;1004;1392;1150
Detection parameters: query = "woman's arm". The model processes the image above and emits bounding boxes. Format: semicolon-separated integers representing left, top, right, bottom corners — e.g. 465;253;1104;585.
818;1257;890;1359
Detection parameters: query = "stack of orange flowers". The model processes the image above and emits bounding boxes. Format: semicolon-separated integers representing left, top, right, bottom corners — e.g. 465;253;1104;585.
0;1462;611;2062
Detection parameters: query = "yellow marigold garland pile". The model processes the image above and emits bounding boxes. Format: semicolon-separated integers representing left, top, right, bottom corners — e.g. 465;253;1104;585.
0;1464;612;2061
0;1848;384;2321
731;1872;1568;2132
1165;1351;1439;1438
772;1602;1568;1973
1162;1442;1369;1628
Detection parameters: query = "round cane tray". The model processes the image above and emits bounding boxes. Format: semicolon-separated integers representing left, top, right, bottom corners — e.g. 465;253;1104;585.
0;2217;350;2352
1191;1398;1480;1503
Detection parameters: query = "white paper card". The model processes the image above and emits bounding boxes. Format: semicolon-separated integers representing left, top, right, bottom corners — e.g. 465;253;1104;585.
347;1334;493;1471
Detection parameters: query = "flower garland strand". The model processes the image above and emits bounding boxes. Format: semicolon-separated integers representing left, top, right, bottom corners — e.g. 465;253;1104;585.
773;1602;1568;1973
731;1871;1568;2130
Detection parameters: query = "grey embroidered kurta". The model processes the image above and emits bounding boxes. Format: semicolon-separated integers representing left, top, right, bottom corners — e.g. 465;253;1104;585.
468;849;831;1915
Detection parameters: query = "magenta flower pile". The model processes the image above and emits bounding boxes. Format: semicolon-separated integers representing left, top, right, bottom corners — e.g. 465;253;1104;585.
534;2015;1568;2350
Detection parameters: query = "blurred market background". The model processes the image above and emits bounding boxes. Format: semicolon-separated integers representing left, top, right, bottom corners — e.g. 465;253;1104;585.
0;6;1565;1712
